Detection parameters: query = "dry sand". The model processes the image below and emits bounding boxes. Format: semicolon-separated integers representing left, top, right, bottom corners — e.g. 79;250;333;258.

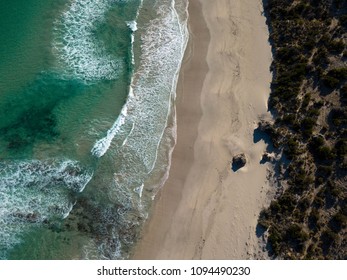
132;0;273;259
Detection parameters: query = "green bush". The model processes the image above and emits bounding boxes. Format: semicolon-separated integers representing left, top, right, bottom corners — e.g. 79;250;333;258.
317;165;333;177
318;146;334;161
301;117;316;136
313;48;328;65
328;68;347;79
335;139;347;156
339;15;347;26
309;208;320;230
301;93;311;108
327;40;345;53
329;212;347;233
268;226;282;256
285;137;300;158
322;75;340;88
330;108;347;126
282;114;296;125
286;224;309;242
308;108;320;117
321;229;339;253
285;224;309;253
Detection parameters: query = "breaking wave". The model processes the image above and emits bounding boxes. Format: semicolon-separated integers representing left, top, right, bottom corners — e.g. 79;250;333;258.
53;0;125;81
0;159;92;259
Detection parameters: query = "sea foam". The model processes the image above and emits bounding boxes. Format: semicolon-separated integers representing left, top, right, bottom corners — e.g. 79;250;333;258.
53;0;125;81
0;159;92;258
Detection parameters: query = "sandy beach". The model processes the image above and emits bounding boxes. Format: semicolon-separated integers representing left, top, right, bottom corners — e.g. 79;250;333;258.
132;0;273;259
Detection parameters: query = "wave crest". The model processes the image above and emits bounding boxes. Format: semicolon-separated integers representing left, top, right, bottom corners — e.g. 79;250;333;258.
0;159;92;258
53;0;124;81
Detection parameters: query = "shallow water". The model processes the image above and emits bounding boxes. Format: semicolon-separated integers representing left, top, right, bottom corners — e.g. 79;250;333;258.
0;0;188;259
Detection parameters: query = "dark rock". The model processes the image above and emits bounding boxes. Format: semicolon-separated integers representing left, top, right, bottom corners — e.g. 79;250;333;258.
261;152;275;163
258;120;275;135
232;153;246;171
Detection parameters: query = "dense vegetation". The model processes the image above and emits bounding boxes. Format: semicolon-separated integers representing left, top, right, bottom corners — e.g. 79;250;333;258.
259;0;347;259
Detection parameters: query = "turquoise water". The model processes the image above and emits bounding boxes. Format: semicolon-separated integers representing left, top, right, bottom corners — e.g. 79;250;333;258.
0;0;188;259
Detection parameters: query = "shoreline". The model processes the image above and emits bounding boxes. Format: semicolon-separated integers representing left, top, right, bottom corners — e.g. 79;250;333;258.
132;0;273;259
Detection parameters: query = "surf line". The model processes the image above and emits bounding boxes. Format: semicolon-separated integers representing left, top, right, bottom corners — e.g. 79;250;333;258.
91;3;141;158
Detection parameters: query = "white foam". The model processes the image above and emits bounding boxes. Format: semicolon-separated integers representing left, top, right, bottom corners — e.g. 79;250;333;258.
87;0;189;260
133;184;144;198
0;159;93;257
126;20;138;32
126;20;138;65
91;0;188;162
119;0;188;172
53;0;125;81
91;106;128;157
122;122;135;146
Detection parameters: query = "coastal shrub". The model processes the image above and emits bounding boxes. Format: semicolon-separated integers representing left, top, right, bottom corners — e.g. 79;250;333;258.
282;114;296;125
335;139;347;157
301;117;316;136
314;100;324;108
274;77;299;94
330;108;347;126
298;197;311;212
333;0;345;9
318;146;334;161
286;7;302;20
259;0;347;259
301;93;311;108
322;75;340;88
328;68;347;80
310;135;325;150
325;180;341;199
277;47;301;64
329;212;347;233
258;209;271;229
320;33;332;46
291;174;313;194
285;138;300;159
290;63;308;79
285;224;309;245
268;226;282;256
294;2;310;15
316;165;333;177
283;224;309;255
340;85;347;103
277;191;297;214
321;68;347;89
308;208;320;230
327;40;345;53
313;194;325;208
269;200;281;215
307;108;320;117
321;229;339;254
303;38;316;51
342;201;347;216
306;244;323;259
339;15;347;27
313;48;329;65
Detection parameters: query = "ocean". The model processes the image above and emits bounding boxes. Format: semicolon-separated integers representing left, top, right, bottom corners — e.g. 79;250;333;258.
0;0;188;259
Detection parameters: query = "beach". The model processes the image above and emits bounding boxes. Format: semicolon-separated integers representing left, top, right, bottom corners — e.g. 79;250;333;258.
132;0;273;259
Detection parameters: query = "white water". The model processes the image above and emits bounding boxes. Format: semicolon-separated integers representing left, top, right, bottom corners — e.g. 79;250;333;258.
53;0;125;81
91;0;188;168
86;0;189;259
0;159;92;258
